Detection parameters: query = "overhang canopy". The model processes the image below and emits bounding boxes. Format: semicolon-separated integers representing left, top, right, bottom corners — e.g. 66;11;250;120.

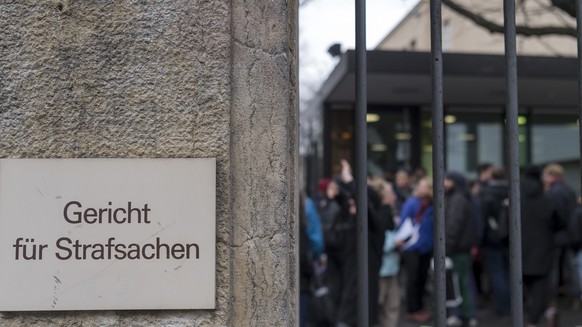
320;50;578;107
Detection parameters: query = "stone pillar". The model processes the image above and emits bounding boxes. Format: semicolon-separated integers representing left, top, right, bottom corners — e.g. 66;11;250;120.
230;0;298;325
0;0;297;326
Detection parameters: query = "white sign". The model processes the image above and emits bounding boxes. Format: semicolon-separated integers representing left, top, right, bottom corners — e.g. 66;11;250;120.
0;159;216;311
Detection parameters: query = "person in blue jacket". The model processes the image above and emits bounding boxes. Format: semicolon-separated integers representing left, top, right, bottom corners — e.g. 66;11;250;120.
299;191;324;327
305;195;324;260
396;177;434;323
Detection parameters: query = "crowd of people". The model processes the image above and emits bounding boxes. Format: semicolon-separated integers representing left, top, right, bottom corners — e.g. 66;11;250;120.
299;160;582;327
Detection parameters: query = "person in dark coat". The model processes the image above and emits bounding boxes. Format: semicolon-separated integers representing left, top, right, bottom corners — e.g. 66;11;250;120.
317;178;353;327
543;164;577;230
479;166;511;316
477;163;493;189
444;172;477;326
321;160;389;327
393;169;412;217
333;161;389;327
573;201;582;311
522;167;564;327
542;163;579;308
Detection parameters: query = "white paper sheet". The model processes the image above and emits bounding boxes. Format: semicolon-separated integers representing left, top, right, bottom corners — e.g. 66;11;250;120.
395;218;419;249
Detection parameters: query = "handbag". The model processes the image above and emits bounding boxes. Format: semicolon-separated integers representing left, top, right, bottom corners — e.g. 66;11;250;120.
431;257;462;308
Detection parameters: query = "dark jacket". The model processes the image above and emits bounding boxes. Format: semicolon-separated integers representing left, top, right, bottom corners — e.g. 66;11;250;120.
547;180;577;247
570;206;582;251
549;180;577;222
480;180;509;247
317;188;355;325
326;180;389;326
318;190;353;254
445;189;475;255
521;177;563;276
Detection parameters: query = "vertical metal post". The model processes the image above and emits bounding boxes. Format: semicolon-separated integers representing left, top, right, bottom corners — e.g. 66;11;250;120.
355;0;369;325
577;0;582;197
503;0;524;326
429;1;446;326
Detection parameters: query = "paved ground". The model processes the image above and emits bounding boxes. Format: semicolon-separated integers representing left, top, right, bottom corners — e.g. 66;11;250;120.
399;298;582;327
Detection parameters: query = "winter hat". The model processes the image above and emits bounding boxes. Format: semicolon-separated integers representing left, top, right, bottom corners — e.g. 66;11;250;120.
445;171;468;195
318;178;331;193
524;165;541;180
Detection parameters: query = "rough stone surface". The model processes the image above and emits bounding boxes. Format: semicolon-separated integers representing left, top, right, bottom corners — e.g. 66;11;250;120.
230;0;298;325
0;0;296;326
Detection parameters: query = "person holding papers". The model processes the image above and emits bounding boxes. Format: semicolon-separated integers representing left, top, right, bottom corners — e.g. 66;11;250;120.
395;177;434;323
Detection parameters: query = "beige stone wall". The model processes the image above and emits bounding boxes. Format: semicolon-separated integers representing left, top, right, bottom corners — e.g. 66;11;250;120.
377;0;577;57
0;1;297;326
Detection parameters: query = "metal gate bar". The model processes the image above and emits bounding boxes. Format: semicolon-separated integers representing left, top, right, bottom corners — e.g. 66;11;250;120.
353;1;531;326
503;0;524;326
577;0;582;197
354;0;369;325
429;1;447;326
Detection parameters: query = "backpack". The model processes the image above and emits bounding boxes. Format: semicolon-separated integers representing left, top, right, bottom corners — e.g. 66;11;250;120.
487;198;509;243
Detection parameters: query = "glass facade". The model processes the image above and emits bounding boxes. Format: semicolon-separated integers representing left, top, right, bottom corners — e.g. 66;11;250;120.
366;107;414;176
421;108;506;178
444;109;505;177
328;107;354;177
531;110;580;192
326;106;580;190
327;106;418;178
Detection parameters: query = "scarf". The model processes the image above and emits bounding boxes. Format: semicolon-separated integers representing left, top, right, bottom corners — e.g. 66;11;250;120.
415;200;430;224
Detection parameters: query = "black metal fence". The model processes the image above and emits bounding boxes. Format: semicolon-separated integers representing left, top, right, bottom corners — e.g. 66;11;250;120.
350;0;574;326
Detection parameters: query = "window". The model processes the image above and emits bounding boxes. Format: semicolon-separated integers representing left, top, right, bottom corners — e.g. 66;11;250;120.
327;106;418;177
531;110;580;191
